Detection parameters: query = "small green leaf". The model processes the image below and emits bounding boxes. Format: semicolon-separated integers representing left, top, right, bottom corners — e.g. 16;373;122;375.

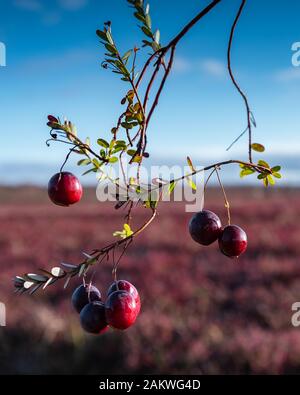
132;155;142;163
258;160;270;168
115;140;127;147
105;43;117;54
267;175;275;185
142;26;153;39
123;223;133;237
257;173;268;180
186;175;197;191
145;13;152;29
121;122;134;129
273;172;282;179
96;30;109;42
111;146;124;154
271;166;281;173
251;143;265;153
134;12;145;23
100;149;106;158
77;159;91;166
127;149;136;156
240;168;255;178
105;29;114;45
109;157;118;163
263;177;269;187
168;181;177;194
97;138;109;148
92;159;101;168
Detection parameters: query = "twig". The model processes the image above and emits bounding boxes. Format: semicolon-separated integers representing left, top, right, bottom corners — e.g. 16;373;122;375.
227;0;253;162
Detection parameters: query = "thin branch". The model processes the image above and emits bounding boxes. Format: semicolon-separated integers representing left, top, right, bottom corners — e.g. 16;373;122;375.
166;0;222;50
215;166;231;225
146;46;176;130
227;0;253;162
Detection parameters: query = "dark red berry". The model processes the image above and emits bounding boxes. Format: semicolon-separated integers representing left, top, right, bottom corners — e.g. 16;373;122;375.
48;172;83;207
218;225;247;258
105;290;139;330
189;210;222;246
72;284;101;313
107;280;141;315
80;301;108;334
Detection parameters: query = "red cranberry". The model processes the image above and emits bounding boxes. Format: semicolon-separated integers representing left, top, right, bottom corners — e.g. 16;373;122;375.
189;210;222;245
80;301;108;334
72;284;101;313
107;280;141;315
105;290;139;330
218;225;247;258
48;172;83;206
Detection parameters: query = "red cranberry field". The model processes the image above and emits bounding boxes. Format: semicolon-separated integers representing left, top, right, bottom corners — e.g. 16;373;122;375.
1;186;300;374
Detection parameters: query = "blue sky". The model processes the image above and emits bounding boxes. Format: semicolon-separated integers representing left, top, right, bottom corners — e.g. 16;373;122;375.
0;0;299;184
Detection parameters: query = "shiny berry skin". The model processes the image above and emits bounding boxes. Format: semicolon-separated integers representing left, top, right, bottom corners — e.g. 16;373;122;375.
105;291;139;330
80;301;109;334
48;172;83;207
72;284;101;313
107;280;141;315
218;225;247;258
189;210;222;246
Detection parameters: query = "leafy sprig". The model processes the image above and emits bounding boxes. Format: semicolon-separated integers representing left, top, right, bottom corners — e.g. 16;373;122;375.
127;0;161;51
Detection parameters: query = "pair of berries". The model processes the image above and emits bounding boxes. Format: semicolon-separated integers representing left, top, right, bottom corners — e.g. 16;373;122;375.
189;210;247;258
71;280;141;334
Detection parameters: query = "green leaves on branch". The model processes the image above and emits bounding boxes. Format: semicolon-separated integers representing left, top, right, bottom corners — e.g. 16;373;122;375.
127;0;161;51
120;90;144;130
239;160;282;187
98;23;133;82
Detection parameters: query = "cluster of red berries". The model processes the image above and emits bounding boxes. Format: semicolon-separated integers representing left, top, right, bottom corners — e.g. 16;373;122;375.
71;280;141;334
189;210;247;258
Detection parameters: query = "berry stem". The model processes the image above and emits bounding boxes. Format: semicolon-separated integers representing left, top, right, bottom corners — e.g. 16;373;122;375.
215;167;231;225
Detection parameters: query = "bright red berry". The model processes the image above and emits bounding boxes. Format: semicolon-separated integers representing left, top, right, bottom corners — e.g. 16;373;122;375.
189;210;222;246
107;280;141;315
218;225;247;258
48;172;83;207
80;301;108;334
105;290;139;330
72;284;101;313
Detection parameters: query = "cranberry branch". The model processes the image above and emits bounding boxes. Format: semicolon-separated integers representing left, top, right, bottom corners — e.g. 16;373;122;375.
13;0;282;335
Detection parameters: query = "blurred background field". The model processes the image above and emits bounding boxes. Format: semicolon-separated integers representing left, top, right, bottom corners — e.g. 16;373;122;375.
1;186;300;374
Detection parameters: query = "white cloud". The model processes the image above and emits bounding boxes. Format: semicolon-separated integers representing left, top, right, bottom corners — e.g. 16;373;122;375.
199;59;226;77
274;67;300;82
13;0;42;12
58;0;89;11
173;56;192;73
173;56;226;78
